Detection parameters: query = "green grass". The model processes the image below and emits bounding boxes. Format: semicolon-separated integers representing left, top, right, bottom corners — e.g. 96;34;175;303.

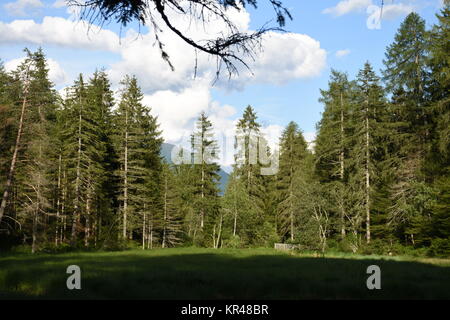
1;247;449;299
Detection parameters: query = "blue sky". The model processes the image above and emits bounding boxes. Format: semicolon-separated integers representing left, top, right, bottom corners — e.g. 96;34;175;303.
0;0;444;167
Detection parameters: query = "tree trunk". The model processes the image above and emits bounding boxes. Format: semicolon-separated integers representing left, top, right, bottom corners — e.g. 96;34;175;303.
340;92;346;238
162;176;168;248
71;100;83;245
290;190;294;242
0;72;30;225
365;98;371;244
84;187;91;247
123;109;129;239
55;152;62;246
61;170;67;243
215;213;223;249
200;164;204;229
233;187;237;237
142;211;146;250
31;208;38;254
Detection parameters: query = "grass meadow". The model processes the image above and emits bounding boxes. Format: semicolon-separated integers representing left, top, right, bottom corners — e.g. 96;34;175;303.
1;248;449;299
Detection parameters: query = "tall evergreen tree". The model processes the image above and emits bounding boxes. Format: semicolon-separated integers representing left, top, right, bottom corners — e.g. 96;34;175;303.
350;62;387;244
190;112;220;246
160;163;183;248
232;106;272;245
114;75;163;243
315;70;354;238
276;121;308;241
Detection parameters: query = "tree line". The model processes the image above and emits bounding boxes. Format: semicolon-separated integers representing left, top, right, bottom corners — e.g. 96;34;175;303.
0;7;449;256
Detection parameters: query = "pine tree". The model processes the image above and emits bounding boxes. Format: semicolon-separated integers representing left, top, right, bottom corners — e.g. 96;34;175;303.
221;171;253;247
61;71;113;246
294;154;332;252
382;12;430;154
315;70;355;241
426;0;450;253
349;62;387;244
382;13;434;245
192;112;220;244
160;163;183;248
276;121;308;242
189;112;220;246
232;106;269;244
0;49;58;252
0;61;15;225
114;75;163;244
0;53;33;226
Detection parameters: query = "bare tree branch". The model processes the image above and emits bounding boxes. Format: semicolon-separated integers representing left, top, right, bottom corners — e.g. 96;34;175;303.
67;0;291;78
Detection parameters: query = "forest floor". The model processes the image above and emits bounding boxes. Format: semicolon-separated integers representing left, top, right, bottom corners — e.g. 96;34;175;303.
0;248;449;299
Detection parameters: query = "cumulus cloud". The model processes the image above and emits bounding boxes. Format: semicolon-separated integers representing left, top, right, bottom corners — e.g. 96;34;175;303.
0;4;326;90
0;17;120;51
108;14;326;92
142;82;213;143
141;82;236;166
4;0;44;17
4;56;68;87
228;32;327;88
141;80;285;167
0;4;327;165
323;0;372;16
336;49;351;58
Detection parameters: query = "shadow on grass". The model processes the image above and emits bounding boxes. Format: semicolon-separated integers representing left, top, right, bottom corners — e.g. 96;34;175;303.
1;250;449;299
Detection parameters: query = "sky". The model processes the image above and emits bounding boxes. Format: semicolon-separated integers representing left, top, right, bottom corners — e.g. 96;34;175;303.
0;0;445;170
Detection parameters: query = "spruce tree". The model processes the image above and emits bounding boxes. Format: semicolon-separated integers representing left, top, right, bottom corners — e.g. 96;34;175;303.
190;112;221;246
160;163;183;248
276;121;308;242
349;62;386;244
315;70;354;239
114;75;163;244
233;106;268;244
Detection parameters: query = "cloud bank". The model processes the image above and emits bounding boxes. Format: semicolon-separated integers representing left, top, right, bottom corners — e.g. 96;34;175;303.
0;3;326;164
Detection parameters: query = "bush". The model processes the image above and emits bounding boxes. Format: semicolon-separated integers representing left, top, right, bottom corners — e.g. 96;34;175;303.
223;235;243;248
427;238;450;258
39;242;75;253
360;239;389;255
336;237;358;253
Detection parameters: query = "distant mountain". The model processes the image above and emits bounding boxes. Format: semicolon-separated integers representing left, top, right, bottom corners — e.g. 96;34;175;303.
160;143;229;194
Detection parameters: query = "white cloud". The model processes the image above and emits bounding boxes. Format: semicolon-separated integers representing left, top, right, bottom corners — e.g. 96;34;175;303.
0;4;326;90
303;131;317;151
108;27;326;93
141;82;239;166
4;0;44;17
141;81;286;167
5;56;68;87
228;32;327;88
323;0;373;16
323;0;416;29
0;5;327;166
336;49;351;58
142;82;213;143
367;3;415;29
52;0;66;8
0;17;120;51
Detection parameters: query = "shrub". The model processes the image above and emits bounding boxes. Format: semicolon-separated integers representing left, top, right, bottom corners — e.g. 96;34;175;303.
223;235;243;248
427;238;450;258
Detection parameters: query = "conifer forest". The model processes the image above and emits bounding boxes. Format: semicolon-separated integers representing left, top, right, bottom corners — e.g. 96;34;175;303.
0;0;449;301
